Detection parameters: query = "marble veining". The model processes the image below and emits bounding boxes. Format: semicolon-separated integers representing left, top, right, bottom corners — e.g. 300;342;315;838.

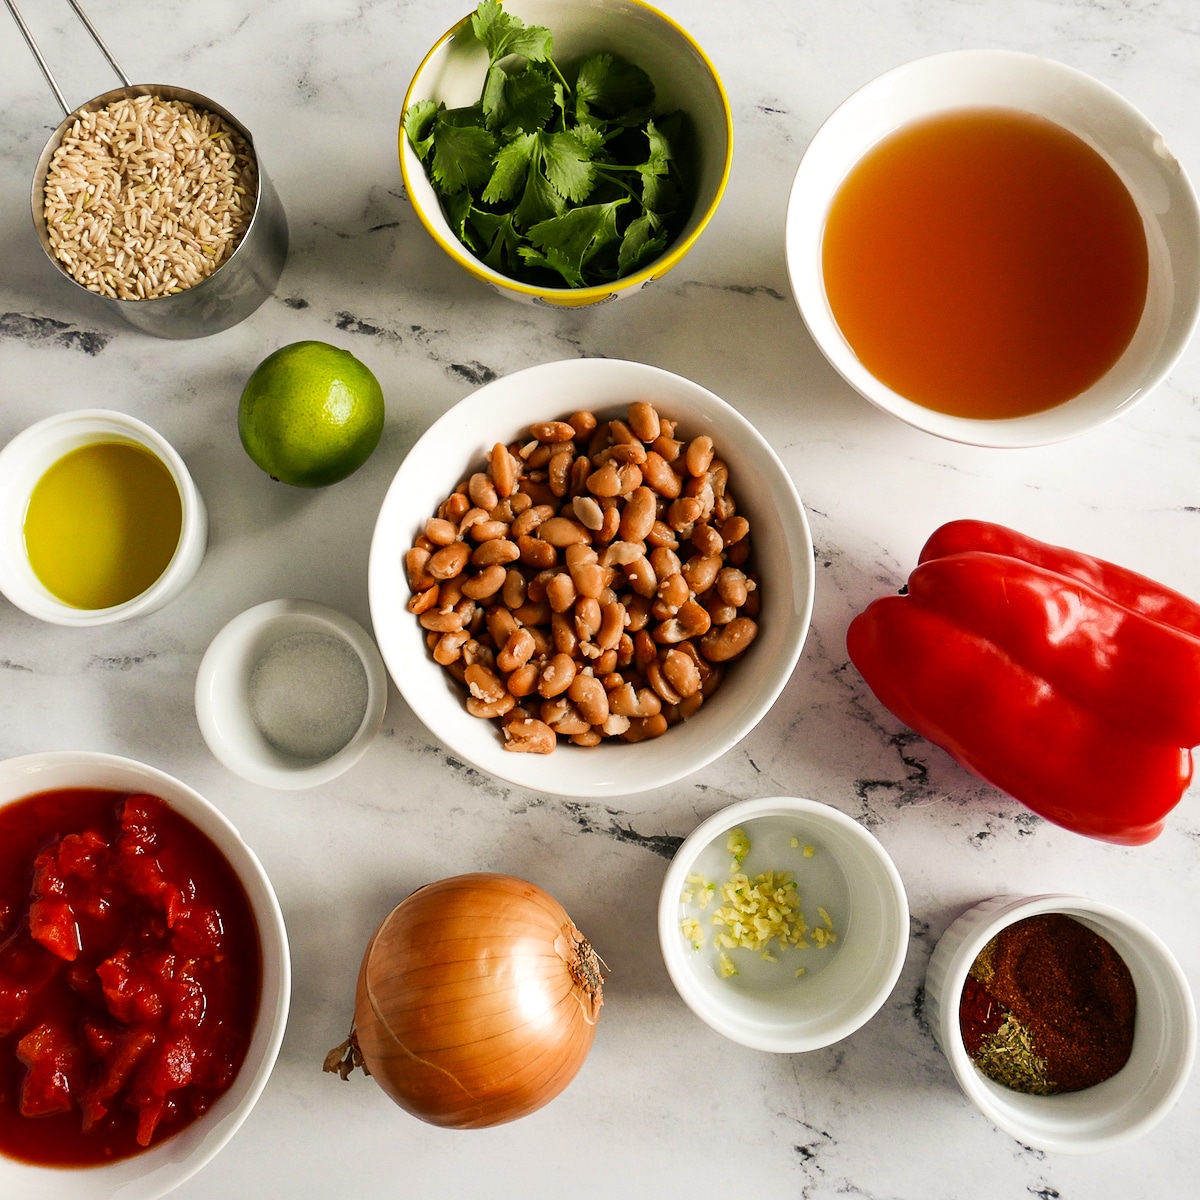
1;0;1199;1197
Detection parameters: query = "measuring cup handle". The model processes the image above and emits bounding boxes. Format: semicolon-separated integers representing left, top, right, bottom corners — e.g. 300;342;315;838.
3;0;131;115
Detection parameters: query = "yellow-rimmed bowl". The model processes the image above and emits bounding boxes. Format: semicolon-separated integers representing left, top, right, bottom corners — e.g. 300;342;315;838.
399;0;732;306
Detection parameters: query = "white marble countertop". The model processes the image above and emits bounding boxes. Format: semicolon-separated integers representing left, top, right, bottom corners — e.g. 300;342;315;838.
2;0;1199;1196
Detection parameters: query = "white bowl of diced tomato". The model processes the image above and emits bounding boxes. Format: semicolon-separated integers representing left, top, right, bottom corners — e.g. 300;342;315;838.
0;750;290;1199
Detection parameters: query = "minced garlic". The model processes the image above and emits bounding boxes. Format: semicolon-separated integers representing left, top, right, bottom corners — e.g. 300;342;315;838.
727;827;750;870
678;830;837;981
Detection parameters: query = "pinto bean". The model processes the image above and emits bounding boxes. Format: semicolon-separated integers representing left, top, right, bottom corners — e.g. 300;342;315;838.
411;407;760;753
424;517;458;546
518;535;557;569
642;450;681;498
538;652;577;698
468;472;498;510
502;717;556;753
491;442;517;497
572;495;605;530
472;539;521;568
464;663;507;705
627;401;661;442
701;616;758;661
434;630;470;666
461;563;506;599
717;567;749;607
428;542;470;580
507;662;540;698
407;584;439;615
568;411;598;439
530;420;577;443
467;692;516;720
685;436;714;477
619;486;656;543
546;572;577;612
502;568;527;610
568;674;610;725
662;647;702;697
497;628;536;673
538;516;590;547
405;547;436;592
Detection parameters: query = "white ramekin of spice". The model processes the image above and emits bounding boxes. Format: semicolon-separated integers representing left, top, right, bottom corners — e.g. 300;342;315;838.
195;599;388;789
657;795;909;1052
925;893;1196;1153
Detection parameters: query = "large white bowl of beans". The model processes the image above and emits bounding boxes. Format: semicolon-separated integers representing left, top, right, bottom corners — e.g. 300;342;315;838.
368;357;815;797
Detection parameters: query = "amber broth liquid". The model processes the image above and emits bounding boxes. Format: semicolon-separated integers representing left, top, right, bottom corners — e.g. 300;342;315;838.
822;108;1149;419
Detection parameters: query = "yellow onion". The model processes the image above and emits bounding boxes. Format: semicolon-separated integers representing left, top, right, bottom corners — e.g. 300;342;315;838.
325;872;604;1128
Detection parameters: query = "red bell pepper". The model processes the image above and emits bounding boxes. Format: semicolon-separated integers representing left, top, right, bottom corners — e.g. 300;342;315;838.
846;519;1200;844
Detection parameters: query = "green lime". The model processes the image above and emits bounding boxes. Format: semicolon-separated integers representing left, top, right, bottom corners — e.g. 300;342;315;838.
238;341;385;487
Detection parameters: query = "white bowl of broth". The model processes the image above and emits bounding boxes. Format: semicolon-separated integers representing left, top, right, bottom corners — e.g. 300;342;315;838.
0;410;207;626
786;50;1200;447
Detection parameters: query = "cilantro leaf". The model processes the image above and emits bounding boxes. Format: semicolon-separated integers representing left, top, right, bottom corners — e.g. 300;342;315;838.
406;3;695;289
471;0;552;64
404;99;441;161
483;132;535;204
513;164;565;230
481;63;510;128
642;170;681;216
527;198;627;278
500;64;557;135
575;53;654;119
541;131;595;203
617;212;668;276
518;243;585;288
468;207;522;272
640;116;674;176
430;109;496;194
442;188;474;243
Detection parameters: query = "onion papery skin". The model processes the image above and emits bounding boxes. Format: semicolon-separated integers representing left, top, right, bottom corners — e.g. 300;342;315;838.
353;872;602;1129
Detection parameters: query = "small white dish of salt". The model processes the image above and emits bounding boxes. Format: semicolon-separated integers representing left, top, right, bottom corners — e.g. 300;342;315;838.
196;599;388;789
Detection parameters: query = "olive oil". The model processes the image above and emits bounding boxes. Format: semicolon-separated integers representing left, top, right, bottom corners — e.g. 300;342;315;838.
24;440;183;609
822;108;1149;419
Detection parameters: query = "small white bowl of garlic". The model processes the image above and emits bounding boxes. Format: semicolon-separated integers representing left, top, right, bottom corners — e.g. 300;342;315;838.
658;795;909;1052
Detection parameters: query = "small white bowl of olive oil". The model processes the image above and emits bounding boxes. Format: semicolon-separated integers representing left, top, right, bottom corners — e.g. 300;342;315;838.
0;409;207;625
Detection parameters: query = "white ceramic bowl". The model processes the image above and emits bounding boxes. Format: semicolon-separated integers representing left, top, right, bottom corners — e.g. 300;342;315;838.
924;893;1196;1153
0;410;207;625
785;49;1200;447
657;796;909;1052
195;599;389;790
368;358;814;798
400;0;733;307
0;750;290;1199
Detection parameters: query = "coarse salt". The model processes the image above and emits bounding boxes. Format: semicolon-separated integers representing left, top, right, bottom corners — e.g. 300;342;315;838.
248;632;368;761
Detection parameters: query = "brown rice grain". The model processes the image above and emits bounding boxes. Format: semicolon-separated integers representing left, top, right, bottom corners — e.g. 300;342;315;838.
43;95;257;300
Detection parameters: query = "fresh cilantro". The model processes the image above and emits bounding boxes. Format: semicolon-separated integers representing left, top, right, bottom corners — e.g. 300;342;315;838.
403;1;694;288
574;53;654;121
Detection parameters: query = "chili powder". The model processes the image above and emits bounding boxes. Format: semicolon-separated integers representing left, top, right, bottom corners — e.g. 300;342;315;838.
958;913;1136;1094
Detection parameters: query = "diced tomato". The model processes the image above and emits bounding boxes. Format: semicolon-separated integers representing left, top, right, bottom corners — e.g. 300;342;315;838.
131;1034;195;1146
0;933;61;1035
17;1022;83;1117
80;1026;156;1132
172;903;224;958
30;847;66;898
55;830;107;881
28;896;80;961
0;789;259;1167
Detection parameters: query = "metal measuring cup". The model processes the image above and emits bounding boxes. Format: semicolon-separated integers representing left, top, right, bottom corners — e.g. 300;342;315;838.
6;0;289;339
